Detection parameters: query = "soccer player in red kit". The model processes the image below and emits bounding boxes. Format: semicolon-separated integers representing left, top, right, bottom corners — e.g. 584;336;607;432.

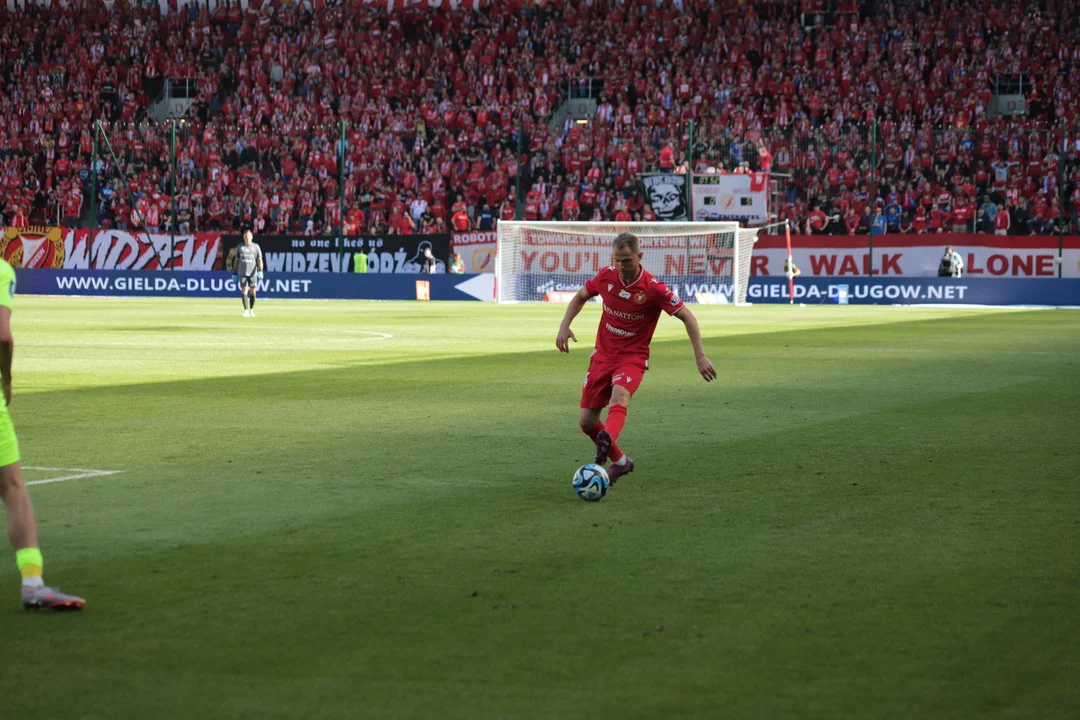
555;232;717;485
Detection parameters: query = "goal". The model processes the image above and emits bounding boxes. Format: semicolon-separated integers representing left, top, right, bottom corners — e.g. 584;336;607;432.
495;221;759;304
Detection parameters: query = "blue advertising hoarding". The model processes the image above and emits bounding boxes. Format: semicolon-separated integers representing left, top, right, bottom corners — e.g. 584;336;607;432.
525;274;1080;306
741;277;1080;306
12;269;1080;306
15;269;495;302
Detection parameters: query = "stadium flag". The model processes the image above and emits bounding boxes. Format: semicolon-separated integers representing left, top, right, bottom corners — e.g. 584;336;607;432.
0;227;66;269
0;227;222;271
638;174;690;222
785;220;794;304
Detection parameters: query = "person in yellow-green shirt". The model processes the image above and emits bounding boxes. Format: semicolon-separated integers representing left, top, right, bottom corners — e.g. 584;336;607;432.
353;249;368;273
449;252;465;274
0;260;85;611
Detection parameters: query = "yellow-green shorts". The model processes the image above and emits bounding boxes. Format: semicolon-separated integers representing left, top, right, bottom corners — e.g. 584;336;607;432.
0;406;20;467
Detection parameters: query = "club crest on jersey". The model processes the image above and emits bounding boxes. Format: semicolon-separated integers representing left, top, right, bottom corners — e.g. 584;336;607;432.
634;292;647;304
618;290;631;299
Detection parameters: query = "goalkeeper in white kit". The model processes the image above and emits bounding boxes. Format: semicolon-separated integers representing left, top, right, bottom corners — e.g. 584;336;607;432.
229;230;264;317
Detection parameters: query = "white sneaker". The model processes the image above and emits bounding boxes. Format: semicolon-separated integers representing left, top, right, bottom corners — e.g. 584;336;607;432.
249;309;256;317
243;309;250;317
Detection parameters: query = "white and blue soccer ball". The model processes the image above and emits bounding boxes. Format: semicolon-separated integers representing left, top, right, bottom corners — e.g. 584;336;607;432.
573;463;610;502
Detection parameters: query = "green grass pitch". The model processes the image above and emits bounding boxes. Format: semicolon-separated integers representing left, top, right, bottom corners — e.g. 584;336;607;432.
2;297;1079;719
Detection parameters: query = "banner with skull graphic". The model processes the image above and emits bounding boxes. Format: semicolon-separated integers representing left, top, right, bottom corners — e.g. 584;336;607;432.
638;173;689;222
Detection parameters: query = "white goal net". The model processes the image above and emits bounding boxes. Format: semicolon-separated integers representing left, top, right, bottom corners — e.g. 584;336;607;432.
495;221;758;304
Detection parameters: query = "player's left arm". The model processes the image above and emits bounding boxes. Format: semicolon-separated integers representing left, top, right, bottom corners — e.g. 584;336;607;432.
0;306;13;405
256;244;264;277
673;306;717;382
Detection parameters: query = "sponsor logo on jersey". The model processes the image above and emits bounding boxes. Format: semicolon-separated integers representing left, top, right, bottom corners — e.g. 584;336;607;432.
604;306;646;321
604;322;637;338
618;290;631;299
608;284;613;291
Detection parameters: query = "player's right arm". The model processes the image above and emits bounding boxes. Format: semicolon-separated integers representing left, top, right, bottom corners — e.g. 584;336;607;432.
555;288;590;353
558;269;607;352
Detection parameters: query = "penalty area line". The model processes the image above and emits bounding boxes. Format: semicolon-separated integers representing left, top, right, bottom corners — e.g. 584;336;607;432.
23;467;125;486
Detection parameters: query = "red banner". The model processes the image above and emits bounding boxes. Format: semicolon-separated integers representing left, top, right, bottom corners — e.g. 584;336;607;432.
63;230;223;271
752;234;1080;278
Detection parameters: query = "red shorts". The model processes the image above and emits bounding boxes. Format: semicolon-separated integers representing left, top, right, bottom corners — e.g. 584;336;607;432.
580;355;648;409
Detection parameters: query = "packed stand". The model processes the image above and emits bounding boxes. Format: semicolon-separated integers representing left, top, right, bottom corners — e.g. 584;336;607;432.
0;0;1078;237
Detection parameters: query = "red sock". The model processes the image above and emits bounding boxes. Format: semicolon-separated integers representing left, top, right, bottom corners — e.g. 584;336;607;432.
583;420;624;463
582;420;605;443
606;404;628;443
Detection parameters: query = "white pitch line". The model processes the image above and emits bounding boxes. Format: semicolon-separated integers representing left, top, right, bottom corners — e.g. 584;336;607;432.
23;467;124;486
24;329;394;348
802;346;1064;356
31;339;391;348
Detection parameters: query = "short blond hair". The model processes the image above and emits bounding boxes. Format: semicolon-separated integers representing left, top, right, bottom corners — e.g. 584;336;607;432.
613;231;640;254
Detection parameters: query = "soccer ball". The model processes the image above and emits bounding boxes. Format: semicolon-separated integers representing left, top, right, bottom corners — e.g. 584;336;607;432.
573;463;610;502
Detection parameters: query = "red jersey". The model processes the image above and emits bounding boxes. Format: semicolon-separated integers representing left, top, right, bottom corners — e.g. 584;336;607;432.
583;266;684;362
659;147;675;169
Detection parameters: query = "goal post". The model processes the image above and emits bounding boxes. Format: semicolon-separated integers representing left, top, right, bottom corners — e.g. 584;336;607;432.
494;221;759;305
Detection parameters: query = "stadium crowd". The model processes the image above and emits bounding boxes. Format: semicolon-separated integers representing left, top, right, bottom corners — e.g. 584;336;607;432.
0;0;1078;237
